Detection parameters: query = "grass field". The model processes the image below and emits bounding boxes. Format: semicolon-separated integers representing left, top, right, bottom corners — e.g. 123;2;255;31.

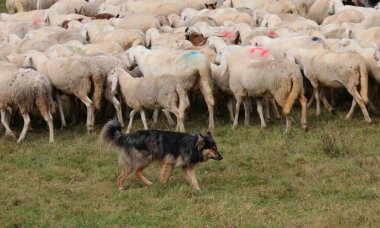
1;1;380;226
1;99;380;226
0;0;5;12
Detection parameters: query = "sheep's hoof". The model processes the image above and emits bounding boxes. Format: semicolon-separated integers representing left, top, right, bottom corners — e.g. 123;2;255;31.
365;119;373;124
328;108;336;115
302;124;308;131
5;131;17;139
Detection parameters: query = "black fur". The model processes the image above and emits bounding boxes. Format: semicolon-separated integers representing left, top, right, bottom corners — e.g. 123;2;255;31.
101;120;222;167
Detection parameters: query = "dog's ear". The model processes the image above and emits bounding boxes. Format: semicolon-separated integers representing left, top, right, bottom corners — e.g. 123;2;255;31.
196;135;205;150
206;131;213;138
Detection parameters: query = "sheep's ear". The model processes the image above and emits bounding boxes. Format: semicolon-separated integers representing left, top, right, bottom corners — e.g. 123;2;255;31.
220;51;229;76
146;31;152;48
85;31;90;42
285;51;296;63
110;70;119;93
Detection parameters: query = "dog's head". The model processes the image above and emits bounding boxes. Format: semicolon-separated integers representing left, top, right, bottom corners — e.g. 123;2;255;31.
196;131;223;161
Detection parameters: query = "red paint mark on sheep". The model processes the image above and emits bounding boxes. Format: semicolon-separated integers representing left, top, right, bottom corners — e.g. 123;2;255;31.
222;31;235;39
249;47;269;57
267;30;277;37
32;20;41;25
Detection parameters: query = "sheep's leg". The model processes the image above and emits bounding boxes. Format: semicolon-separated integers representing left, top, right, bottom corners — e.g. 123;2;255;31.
227;98;235;123
78;95;95;132
243;97;251;126
232;96;242;129
152;109;159;128
346;99;356;119
17;113;31;143
1;110;15;138
285;115;292;133
270;98;281;119
307;92;315;108
351;89;372;123
320;88;335;114
162;109;175;127
313;86;321;116
140;110;149;130
55;91;66;129
330;89;336;107
39;104;54;143
256;98;267;130
299;95;308;131
126;109;137;133
263;98;271;122
69;96;79;126
112;97;124;127
199;80;215;129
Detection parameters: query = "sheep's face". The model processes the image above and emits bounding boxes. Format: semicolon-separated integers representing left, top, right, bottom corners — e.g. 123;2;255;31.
22;53;35;70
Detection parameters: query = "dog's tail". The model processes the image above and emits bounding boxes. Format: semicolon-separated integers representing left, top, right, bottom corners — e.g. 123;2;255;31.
100;120;124;149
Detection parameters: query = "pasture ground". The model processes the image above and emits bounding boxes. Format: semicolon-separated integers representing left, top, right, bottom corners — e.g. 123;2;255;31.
1;99;380;226
0;1;379;226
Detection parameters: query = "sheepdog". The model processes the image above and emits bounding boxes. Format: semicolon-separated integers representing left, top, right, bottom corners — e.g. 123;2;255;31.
101;120;222;190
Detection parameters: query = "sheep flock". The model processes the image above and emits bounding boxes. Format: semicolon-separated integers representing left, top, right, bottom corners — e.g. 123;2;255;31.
1;0;380;143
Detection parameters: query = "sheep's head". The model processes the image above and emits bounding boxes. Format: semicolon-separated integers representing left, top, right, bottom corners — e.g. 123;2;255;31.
22;52;35;70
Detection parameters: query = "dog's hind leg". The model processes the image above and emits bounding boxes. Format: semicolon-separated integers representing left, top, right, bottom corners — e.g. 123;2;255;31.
160;162;173;183
185;167;200;190
135;170;153;186
118;168;132;190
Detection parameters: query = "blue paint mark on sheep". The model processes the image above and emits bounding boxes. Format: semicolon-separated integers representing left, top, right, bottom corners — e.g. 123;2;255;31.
184;51;199;58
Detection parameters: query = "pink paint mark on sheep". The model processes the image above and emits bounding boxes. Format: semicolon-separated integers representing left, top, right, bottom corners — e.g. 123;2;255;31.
249;47;269;57
267;30;277;37
222;31;235;39
32;20;41;25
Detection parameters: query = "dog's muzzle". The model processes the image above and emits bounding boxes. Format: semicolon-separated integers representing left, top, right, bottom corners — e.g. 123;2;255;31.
214;155;223;161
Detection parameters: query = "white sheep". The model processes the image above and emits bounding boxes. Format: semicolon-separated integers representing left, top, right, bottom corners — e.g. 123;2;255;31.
108;67;190;133
125;45;215;129
0;62;55;143
82;23;145;50
220;53;308;132
23;51;103;131
286;48;371;123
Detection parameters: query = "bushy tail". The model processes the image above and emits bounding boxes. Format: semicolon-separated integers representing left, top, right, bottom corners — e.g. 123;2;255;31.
359;64;368;104
283;75;302;115
100;120;124;148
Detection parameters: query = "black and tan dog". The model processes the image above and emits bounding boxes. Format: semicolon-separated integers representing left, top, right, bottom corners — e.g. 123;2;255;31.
101;120;223;190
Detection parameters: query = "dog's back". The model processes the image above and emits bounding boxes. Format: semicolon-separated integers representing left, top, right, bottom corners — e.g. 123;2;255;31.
101;120;201;163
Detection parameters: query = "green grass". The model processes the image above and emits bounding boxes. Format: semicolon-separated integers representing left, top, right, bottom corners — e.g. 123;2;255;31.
1;101;380;226
0;0;5;13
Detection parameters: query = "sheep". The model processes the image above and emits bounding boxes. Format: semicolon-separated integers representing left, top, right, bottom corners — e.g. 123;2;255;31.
109;13;161;32
306;0;332;24
224;0;299;14
107;67;190;133
125;45;215;129
286;48;371;123
23;51;103;132
82;23;145;50
220;51;308;133
6;0;37;13
250;35;326;59
0;9;47;22
49;0;89;15
321;9;364;25
0;62;55;143
145;28;185;49
167;14;218;28
13;30;86;53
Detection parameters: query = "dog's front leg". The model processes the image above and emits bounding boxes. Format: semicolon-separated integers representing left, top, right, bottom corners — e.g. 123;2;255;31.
160;162;173;183
185;167;201;190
